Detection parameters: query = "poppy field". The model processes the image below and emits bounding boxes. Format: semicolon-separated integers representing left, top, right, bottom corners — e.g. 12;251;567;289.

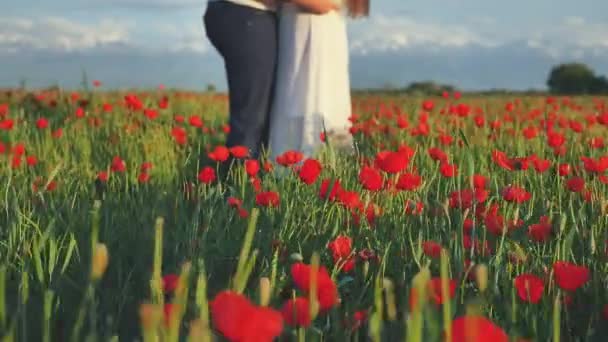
0;87;607;341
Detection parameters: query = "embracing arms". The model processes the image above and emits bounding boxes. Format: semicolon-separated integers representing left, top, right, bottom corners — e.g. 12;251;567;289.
286;0;340;14
253;0;339;15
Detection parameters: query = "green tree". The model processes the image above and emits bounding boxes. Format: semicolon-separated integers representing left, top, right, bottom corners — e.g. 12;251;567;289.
590;75;608;94
405;81;456;96
547;63;597;94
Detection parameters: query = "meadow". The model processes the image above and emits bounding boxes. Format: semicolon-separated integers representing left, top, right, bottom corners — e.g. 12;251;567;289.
0;86;607;341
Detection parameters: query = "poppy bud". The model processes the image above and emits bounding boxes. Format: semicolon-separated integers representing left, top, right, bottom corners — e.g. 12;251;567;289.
91;243;109;281
259;277;271;307
475;264;488;292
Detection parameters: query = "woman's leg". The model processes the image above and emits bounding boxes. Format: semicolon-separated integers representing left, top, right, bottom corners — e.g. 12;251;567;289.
204;2;278;158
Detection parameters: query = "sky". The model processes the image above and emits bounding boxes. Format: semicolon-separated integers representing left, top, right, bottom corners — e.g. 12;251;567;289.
1;0;608;90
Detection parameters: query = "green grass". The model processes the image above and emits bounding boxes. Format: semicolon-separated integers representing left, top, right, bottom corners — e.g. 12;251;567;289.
0;90;606;341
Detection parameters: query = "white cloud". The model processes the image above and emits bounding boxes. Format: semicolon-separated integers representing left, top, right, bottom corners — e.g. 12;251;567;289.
0;16;211;55
348;15;496;55
0;17;131;52
156;23;209;53
524;17;608;58
347;14;608;60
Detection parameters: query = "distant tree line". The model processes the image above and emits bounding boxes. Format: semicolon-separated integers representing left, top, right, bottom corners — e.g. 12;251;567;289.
547;63;608;95
355;63;608;96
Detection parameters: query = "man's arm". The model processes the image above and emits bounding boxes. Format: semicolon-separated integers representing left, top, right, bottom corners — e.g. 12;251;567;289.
290;0;339;14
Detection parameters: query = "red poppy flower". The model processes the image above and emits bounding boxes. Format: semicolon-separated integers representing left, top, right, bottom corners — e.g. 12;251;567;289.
319;179;342;201
291;263;338;311
111;156;126;173
547;132;566;148
603;304;608;321
349;310;368;331
256;191;280;208
440;162;458;178
377;151;409;174
501;185;531;203
185;115;204;128
396;115;409;129
439;134;454;146
558;163;571;176
429;277;456;305
528;216;552;242
531;158;551;173
198;167;216;184
410;277;456;310
162;274;179;294
473;114;485;127
36;118;49;129
229;146;249;159
328;235;352;261
396;172;422;191
0;104;8;117
404;200;424;215
449;316;508;342
75;107;85;118
276;150;304;166
522;125;538;139
49;128;62;139
227;197;242;208
138;173;150;183
158;96;169;109
124;94;143;111
12;143;25;156
422;99;434;111
337;190;361;210
281;297;311;327
581;156;608;174
244;159;260;178
97;171;109;182
492;150;515;171
484;208;509;235
553;261;590;292
472;175;488;189
566;177;585;192
463;235;492;256
10;155;21;169
211;291;283;342
569;120;583;133
163;303;177;328
143;108;158;120
358;166;383;191
514;274;544;304
422;241;443;258
0;118;14;131
208;146;230;162
339;257;356;273
102;103;113;113
299;159;322;185
449;189;488;209
589;137;605;149
428;147;448;163
26;155;37;167
596;111;608;126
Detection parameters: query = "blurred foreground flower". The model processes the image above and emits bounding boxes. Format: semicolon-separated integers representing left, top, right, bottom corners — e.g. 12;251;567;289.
91;243;109;281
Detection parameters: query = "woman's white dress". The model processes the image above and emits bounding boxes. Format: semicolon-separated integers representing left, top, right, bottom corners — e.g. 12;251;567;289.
268;3;352;160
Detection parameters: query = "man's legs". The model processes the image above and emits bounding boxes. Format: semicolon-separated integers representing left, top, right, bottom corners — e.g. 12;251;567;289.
204;2;277;158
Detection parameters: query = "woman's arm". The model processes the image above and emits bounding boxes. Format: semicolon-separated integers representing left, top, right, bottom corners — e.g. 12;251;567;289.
290;0;339;15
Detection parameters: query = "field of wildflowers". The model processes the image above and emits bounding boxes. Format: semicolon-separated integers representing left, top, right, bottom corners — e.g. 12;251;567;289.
0;86;607;341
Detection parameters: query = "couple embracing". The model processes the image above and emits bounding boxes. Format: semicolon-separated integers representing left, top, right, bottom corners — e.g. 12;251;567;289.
204;0;370;162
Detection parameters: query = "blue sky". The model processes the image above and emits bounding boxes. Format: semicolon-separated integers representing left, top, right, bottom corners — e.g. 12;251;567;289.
1;0;608;90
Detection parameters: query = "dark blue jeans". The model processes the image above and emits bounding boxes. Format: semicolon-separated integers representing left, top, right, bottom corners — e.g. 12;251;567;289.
204;1;278;158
